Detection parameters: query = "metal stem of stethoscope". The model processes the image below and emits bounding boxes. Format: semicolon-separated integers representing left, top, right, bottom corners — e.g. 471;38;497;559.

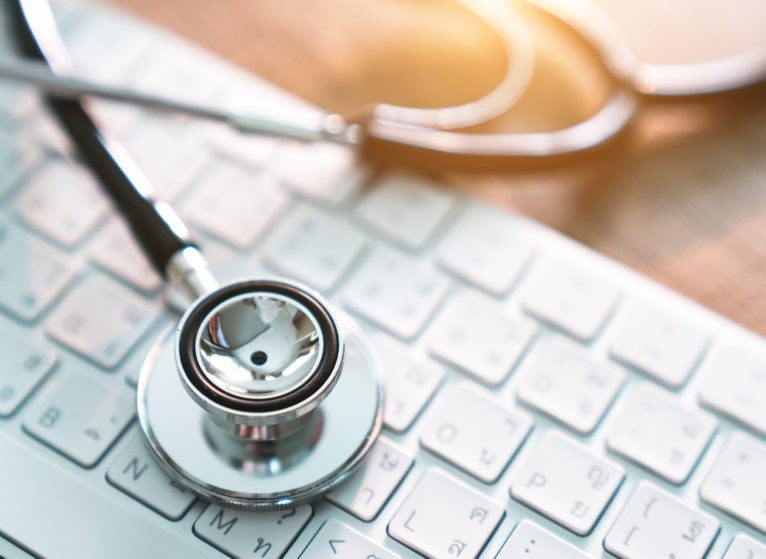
11;0;383;510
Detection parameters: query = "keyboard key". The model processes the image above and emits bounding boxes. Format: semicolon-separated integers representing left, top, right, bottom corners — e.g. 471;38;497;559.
699;346;766;436
0;131;41;198
355;173;454;250
326;437;413;521
428;291;537;385
264;207;366;292
193;503;311;559
272;141;365;204
46;276;157;368
0;229;79;321
0;82;37;123
388;468;504;559
700;431;766;534
606;385;717;484
89;220;162;293
496;520;593;559
0;334;55;417
299;519;400;558
516;336;625;434
723;535;766;559
604;482;720;559
14;159;108;247
0;435;211;559
343;247;449;340
374;335;444;432
106;435;196;520
121;120;210;201
436;203;534;296
22;372;133;467
522;259;619;341
510;431;624;535
609;304;709;388
420;384;532;483
182;160;289;248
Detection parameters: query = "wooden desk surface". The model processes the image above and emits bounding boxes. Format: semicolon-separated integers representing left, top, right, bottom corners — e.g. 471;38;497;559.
108;0;766;336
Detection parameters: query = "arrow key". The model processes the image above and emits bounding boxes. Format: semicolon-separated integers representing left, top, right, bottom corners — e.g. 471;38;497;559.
299;519;400;558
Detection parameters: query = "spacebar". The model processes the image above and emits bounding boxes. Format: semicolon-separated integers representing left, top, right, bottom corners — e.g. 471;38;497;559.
0;435;208;559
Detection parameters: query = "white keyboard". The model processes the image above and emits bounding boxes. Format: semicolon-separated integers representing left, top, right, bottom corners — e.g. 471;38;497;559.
1;3;765;559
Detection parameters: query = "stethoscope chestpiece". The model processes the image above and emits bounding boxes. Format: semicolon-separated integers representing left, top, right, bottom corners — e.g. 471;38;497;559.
136;279;382;510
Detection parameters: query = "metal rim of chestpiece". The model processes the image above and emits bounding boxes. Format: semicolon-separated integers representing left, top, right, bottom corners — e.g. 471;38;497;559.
136;279;384;510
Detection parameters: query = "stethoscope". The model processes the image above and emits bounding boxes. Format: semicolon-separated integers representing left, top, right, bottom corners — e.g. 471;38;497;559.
3;0;765;172
10;0;382;510
6;0;766;510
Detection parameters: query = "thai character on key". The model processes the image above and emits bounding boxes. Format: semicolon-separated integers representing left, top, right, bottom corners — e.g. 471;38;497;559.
253;538;272;557
449;539;467;556
469;507;489;524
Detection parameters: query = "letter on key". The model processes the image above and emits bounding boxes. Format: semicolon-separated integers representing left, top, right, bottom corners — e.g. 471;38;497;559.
604;482;719;559
606;385;717;484
326;437;413;521
510;431;624;535
700;431;766;534
389;469;504;559
193;503;311;559
106;434;195;520
298;519;400;558
496;520;593;559
420;384;532;483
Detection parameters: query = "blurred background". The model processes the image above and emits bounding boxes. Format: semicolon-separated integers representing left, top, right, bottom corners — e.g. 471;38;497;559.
105;0;766;334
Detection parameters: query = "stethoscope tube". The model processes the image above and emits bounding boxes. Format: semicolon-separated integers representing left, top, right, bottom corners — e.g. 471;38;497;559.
9;0;201;286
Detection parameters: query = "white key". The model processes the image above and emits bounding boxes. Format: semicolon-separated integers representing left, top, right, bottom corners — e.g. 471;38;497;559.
122;121;211;201
516;336;625;434
510;431;624;535
604;482;720;559
437;203;534;296
264;207;366;292
723;535;766;559
89;220;162;293
22;372;134;467
300;520;400;558
46;276;157;369
0;82;36;123
14;159;108;247
272;141;365;204
699;346;766;436
193;504;311;559
496;520;593;559
427;291;537;385
700;431;766;534
0;131;41;198
420;384;532;483
522;259;619;341
0;334;55;417
202;122;280;169
355;174;454;250
374;335;444;432
107;435;196;520
182;161;289;248
63;10;151;81
606;385;717;484
327;437;413;521
388;468;504;559
609;304;709;388
0;230;78;321
343;247;449;340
